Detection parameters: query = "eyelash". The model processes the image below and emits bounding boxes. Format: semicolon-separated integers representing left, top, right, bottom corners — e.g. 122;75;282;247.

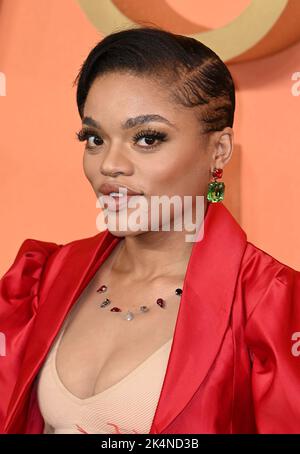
75;127;168;151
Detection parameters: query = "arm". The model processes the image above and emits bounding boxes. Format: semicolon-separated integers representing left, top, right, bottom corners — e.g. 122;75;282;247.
244;265;300;433
0;238;61;432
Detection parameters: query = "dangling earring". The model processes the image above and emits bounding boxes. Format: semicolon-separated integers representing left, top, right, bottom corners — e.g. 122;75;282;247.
207;167;225;203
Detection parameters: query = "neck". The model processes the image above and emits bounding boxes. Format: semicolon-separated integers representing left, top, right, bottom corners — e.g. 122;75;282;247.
111;199;209;282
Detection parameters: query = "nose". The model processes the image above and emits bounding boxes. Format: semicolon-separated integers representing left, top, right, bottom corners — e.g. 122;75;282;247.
102;170;123;177
100;146;132;177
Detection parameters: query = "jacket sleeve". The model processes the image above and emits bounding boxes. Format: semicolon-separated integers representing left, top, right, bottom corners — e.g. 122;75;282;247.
244;264;300;433
0;238;61;432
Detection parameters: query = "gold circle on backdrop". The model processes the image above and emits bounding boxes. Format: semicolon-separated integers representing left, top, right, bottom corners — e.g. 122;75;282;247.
77;0;288;61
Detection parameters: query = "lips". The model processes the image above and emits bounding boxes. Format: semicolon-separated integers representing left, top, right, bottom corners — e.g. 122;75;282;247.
100;193;143;212
98;183;144;213
99;182;144;196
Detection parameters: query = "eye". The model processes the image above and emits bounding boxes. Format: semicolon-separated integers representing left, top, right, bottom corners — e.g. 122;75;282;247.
133;129;168;150
76;127;168;151
76;128;103;150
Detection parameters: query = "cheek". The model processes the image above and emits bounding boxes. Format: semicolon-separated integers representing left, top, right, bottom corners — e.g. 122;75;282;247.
143;152;188;180
83;153;97;183
145;151;204;188
169;146;210;186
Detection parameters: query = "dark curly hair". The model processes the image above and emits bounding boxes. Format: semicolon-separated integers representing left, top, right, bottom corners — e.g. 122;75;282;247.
73;25;235;137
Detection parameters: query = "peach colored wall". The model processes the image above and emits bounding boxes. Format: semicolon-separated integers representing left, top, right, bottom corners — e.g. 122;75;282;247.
0;0;299;275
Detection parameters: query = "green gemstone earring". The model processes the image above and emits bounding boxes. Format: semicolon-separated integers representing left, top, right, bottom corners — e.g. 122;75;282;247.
207;167;225;203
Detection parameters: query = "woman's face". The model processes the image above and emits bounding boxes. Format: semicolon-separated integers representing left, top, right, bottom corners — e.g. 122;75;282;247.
81;72;232;237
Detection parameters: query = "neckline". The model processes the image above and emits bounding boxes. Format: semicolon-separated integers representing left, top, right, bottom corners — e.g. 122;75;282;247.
52;323;173;405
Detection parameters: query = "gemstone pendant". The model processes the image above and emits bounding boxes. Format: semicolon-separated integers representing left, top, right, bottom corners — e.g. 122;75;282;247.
140;306;149;312
97;285;107;293
156;298;166;308
100;298;111;308
212;168;223;179
123;311;134;321
207;181;225;203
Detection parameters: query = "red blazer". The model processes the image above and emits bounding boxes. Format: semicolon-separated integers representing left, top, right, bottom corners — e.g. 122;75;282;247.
0;202;300;434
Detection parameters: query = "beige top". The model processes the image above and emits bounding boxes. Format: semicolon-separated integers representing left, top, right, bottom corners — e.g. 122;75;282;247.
36;318;173;434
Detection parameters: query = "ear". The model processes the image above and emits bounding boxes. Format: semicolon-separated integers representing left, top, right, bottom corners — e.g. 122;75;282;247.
210;127;234;171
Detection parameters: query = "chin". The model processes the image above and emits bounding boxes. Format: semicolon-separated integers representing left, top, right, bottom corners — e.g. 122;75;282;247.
106;227;147;238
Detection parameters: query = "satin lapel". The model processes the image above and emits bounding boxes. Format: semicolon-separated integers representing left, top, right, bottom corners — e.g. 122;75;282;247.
4;229;123;432
149;202;247;433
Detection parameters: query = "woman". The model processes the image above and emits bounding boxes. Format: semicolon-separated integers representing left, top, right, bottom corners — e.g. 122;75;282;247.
0;26;300;435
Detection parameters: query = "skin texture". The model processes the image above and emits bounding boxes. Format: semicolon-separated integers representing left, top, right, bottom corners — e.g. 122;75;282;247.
81;72;234;282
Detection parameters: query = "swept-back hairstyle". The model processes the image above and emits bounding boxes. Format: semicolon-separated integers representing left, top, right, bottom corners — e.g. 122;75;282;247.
74;25;235;136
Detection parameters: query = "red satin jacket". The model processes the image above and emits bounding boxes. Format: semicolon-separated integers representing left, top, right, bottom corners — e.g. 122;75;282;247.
0;202;300;434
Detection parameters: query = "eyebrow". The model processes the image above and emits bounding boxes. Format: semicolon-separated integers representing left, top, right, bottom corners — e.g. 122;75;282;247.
82;114;178;130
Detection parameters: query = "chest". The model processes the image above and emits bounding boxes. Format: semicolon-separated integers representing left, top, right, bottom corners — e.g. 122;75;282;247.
54;266;182;399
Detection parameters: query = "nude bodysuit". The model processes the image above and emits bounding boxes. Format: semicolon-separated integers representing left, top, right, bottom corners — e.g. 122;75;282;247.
37;316;173;434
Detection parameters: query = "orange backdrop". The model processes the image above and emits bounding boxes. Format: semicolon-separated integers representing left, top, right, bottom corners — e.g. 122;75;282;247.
0;0;299;275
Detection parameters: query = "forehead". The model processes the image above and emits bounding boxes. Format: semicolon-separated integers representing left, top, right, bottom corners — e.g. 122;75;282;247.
83;72;199;128
85;72;169;106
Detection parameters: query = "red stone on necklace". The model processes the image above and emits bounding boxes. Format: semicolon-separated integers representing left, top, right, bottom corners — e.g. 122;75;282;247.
156;298;165;308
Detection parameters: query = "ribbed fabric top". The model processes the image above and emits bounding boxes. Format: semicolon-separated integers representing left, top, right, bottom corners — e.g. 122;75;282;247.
36;318;173;434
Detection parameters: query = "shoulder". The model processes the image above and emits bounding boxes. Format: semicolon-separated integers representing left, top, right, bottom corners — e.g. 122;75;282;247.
239;241;299;319
1;237;60;285
10;229;108;263
239;242;300;343
242;241;297;276
12;237;62;261
0;230;107;306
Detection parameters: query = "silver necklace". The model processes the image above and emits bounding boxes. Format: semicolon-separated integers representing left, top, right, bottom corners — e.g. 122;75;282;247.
96;284;183;321
96;242;183;321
